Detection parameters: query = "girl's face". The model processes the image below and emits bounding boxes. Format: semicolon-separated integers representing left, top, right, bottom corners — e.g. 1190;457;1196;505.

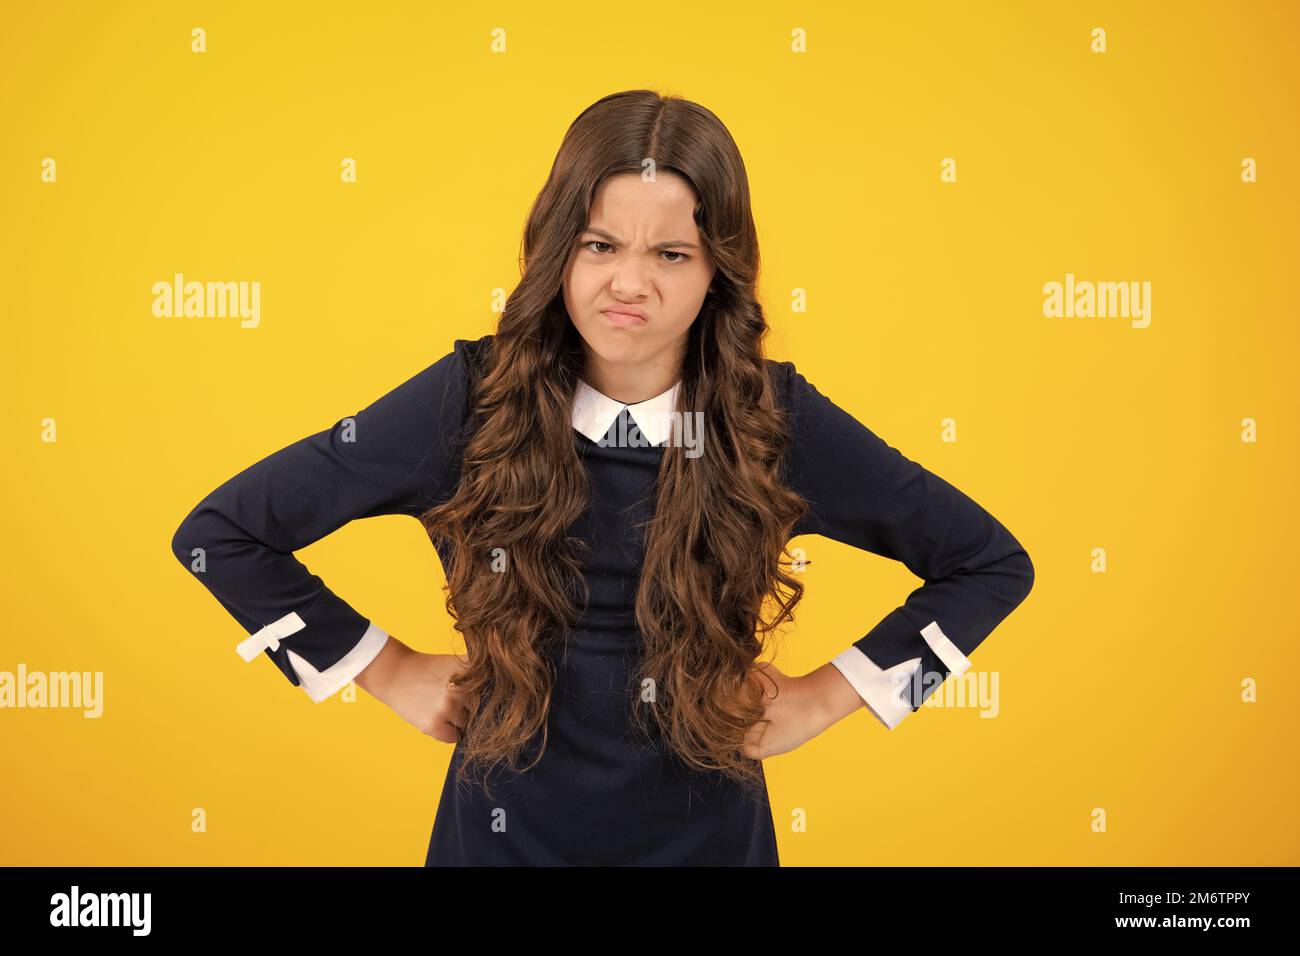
563;170;716;379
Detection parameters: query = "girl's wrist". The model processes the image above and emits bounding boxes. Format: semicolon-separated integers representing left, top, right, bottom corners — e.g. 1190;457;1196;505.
355;634;408;697
802;661;866;729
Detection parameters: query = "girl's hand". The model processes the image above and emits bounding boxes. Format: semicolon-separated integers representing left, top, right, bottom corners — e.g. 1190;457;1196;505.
741;660;867;760
355;637;471;743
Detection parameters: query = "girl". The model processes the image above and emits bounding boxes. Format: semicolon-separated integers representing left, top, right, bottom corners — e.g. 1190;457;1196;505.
171;89;1034;866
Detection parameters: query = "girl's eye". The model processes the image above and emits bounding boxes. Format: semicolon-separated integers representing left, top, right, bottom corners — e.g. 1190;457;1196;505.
581;240;690;264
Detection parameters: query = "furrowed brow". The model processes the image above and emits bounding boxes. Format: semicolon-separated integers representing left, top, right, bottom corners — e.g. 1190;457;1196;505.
582;226;700;251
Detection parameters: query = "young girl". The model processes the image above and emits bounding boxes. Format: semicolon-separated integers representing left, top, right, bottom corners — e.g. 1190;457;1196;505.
171;89;1034;866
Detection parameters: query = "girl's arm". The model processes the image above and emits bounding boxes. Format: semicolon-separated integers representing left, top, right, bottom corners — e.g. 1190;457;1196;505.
776;359;1035;731
170;338;479;701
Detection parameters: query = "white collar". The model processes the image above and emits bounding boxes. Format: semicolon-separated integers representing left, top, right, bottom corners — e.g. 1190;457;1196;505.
571;376;682;446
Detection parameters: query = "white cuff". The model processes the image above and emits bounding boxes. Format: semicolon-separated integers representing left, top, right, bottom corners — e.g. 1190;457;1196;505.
286;622;390;703
829;647;922;730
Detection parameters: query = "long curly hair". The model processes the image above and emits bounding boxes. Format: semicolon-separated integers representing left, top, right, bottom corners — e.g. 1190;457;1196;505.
419;89;809;798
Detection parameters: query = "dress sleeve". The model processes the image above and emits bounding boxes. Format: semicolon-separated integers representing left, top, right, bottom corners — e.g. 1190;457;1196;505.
170;337;479;701
775;360;1035;730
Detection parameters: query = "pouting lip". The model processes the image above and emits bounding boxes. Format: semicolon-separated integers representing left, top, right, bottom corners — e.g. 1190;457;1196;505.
601;306;648;321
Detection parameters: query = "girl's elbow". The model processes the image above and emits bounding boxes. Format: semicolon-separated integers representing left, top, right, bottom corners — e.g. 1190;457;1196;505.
171;501;217;570
1011;548;1034;602
171;514;199;570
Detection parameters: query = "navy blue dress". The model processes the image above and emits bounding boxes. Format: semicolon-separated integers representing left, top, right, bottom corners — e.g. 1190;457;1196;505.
171;333;1033;866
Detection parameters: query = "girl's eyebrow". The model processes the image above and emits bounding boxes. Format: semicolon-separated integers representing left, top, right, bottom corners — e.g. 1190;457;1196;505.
582;226;699;251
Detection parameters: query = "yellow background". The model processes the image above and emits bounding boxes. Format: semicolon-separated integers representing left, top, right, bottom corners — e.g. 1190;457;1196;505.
2;0;1296;866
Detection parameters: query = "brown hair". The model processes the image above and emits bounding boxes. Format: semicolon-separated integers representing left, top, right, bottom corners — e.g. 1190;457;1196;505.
420;89;809;798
